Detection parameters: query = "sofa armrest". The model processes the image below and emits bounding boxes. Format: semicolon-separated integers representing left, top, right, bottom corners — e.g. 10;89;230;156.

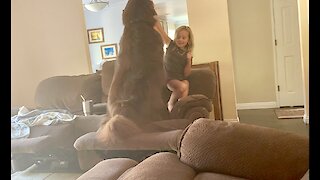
11;107;20;117
92;102;107;115
74;130;183;151
169;94;212;120
178;119;309;180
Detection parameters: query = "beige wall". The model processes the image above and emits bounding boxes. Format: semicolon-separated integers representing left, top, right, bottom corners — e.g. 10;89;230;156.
297;0;309;120
12;0;308;120
186;0;238;120
227;0;308;118
11;0;91;108
228;0;276;104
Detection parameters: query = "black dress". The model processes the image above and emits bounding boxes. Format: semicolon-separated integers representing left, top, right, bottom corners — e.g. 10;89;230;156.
164;40;188;81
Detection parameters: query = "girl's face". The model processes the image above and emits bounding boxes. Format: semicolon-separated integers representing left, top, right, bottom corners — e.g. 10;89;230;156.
175;30;189;49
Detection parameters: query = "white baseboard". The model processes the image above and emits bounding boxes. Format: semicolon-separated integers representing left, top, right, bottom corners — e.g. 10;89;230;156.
223;117;240;123
236;102;277;110
303;114;309;124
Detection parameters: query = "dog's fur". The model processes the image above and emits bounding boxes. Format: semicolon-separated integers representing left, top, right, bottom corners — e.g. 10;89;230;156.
97;0;168;141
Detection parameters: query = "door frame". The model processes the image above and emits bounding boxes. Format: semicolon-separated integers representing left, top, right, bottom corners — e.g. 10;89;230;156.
270;0;304;108
270;0;280;108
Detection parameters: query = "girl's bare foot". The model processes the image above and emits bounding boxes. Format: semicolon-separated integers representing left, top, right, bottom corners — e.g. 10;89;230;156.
168;102;174;112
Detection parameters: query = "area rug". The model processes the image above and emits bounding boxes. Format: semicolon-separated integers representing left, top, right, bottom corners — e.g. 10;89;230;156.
274;108;304;119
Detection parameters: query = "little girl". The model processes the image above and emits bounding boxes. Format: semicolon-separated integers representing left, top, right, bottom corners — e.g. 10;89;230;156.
154;17;194;112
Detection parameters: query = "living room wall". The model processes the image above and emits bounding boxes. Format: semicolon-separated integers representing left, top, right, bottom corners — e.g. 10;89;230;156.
82;1;187;72
11;0;308;121
83;1;126;71
186;0;238;121
227;0;309;121
11;0;91;108
228;0;276;108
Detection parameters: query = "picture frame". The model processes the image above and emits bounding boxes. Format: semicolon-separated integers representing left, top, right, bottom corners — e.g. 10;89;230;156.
100;43;118;59
87;28;104;44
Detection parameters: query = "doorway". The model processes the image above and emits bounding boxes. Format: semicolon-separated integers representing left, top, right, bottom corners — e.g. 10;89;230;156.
272;0;304;107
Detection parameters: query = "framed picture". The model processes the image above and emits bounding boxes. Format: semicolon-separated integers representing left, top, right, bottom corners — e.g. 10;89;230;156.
101;43;118;59
87;28;104;44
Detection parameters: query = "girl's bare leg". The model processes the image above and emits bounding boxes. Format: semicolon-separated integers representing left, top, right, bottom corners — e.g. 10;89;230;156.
167;79;189;112
179;80;189;100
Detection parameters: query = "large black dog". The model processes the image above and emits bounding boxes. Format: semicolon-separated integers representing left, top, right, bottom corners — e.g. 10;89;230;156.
97;0;168;142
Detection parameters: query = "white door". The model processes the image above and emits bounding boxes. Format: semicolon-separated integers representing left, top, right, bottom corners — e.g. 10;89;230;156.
273;0;304;107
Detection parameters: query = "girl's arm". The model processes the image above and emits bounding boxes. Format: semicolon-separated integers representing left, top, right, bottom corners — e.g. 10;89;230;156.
184;52;193;77
153;16;171;46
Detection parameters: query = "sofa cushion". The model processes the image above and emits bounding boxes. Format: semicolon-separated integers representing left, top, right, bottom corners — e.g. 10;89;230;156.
73;114;106;139
187;68;216;100
162;68;216;103
178;119;309;180
194;172;246;180
11;123;75;153
34;73;102;115
170;94;212;120
77;158;138;180
74;115;198;151
118;152;196;180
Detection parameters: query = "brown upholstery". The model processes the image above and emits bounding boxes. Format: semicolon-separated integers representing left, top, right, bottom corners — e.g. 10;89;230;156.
11;123;75;154
77;119;309;179
170;94;212;119
118;152;196;180
187;67;216;100
72;61;216;171
74;116;197;151
11;60;218;172
34;73;102;115
101;60;116;102
77;158;138;180
178;119;309;180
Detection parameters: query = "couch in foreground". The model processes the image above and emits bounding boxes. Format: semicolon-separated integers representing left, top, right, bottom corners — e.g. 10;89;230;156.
77;119;309;180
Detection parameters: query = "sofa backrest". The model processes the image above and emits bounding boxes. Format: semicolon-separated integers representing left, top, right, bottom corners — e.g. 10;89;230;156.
34;72;102;115
101;60;217;107
101;60;117;102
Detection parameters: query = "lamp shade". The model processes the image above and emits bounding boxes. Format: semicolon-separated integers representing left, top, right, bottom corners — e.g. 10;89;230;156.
84;0;109;12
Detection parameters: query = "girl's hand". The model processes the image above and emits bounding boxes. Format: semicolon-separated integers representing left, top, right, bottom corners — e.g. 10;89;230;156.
153;15;162;33
153;15;171;46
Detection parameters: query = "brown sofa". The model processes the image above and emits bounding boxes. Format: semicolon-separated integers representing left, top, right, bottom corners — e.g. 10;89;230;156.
73;61;219;171
77;119;309;180
10;70;105;172
11;60;218;172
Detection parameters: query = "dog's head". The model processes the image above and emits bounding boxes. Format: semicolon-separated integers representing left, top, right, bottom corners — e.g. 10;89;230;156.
122;0;157;26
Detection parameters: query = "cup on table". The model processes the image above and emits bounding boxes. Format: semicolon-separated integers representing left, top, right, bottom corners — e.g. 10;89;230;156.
82;100;93;116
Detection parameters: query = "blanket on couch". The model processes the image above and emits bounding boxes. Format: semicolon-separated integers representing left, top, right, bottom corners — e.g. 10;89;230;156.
11;106;76;139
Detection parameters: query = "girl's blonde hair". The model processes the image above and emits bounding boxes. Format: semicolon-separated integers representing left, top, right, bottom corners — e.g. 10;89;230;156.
174;26;194;52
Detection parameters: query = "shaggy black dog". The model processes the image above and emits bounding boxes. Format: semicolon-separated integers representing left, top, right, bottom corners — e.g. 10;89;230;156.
97;0;168;141
107;0;167;124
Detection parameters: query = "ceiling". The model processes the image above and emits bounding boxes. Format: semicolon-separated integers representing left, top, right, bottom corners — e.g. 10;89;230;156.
153;0;188;24
84;0;189;24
